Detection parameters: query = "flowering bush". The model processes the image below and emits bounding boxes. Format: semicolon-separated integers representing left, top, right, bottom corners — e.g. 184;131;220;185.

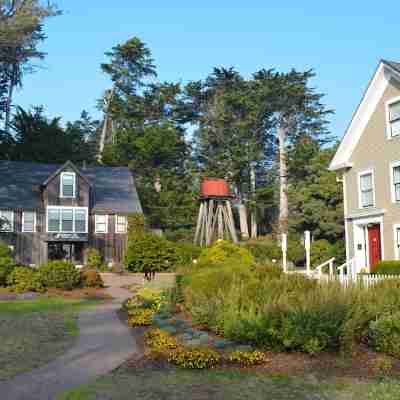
145;329;179;352
168;347;220;369
228;350;266;366
127;309;155;326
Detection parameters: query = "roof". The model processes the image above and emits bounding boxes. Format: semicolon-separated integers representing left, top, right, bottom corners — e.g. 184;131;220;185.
0;160;142;213
383;60;400;74
329;60;400;171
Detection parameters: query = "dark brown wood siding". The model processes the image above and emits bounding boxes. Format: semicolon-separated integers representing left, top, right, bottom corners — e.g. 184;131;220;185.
43;166;90;208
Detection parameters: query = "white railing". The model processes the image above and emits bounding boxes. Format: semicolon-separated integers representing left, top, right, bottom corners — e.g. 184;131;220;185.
313;257;335;277
310;257;400;288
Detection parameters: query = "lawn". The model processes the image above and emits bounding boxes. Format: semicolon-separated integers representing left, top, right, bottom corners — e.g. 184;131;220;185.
57;366;400;400
0;297;98;381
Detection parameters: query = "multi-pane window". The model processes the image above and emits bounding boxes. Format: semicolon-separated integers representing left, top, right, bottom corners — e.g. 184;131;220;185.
22;212;35;232
75;210;86;233
95;215;108;233
0;210;13;232
115;215;127;233
360;172;374;208
61;209;73;232
389;101;400;137
60;172;76;198
47;207;87;233
393;166;400;202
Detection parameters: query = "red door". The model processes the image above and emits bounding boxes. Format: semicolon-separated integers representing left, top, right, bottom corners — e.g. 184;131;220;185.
368;224;382;270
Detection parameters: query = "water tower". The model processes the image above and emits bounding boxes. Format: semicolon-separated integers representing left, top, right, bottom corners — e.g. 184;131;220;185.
194;178;238;246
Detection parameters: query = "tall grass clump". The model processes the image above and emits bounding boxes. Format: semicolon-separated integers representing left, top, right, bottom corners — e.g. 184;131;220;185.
181;248;400;355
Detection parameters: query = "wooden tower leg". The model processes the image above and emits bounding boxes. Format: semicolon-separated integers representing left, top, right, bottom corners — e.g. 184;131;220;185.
194;202;204;245
225;201;238;243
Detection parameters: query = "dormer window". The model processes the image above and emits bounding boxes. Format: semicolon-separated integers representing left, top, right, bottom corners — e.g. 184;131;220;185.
60;172;76;198
387;98;400;138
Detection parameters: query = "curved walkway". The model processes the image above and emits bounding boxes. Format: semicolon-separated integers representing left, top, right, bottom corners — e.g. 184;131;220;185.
0;274;143;400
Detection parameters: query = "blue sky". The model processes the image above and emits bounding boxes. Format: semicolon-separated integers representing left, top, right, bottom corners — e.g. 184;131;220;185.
14;1;400;140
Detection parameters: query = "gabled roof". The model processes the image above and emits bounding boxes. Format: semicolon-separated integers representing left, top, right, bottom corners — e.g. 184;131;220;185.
329;60;400;171
0;160;142;213
42;160;92;187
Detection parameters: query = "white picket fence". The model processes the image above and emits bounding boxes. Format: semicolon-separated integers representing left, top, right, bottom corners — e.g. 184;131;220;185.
307;257;400;288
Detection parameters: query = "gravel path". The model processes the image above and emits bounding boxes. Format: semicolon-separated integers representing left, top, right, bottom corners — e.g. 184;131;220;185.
0;274;143;400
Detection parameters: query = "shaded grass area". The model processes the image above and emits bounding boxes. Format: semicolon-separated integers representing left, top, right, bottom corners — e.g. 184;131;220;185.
57;366;400;400
0;297;98;381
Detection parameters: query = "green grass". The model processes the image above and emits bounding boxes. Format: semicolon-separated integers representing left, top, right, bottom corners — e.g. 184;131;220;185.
0;297;99;381
57;367;400;400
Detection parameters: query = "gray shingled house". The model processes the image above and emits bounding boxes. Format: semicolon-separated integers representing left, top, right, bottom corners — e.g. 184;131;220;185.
0;160;142;266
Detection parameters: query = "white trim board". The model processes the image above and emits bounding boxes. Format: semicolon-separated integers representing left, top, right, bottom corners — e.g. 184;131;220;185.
393;223;400;260
330;61;400;171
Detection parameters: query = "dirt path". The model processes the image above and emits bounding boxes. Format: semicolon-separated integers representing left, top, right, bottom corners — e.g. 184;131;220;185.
0;274;143;400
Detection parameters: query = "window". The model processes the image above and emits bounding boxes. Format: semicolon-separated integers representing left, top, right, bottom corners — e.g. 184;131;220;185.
60;172;76;198
75;210;86;233
47;207;88;233
359;171;374;208
394;224;400;260
95;215;108;234
61;209;73;232
115;215;127;233
388;100;400;138
392;163;400;202
22;212;36;232
0;210;13;232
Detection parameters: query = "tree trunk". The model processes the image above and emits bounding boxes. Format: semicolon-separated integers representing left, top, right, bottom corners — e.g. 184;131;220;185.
238;202;249;240
250;165;257;239
278;124;289;237
4;76;14;134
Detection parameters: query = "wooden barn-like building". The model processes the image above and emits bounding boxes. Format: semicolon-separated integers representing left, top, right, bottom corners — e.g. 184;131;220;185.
0;160;142;266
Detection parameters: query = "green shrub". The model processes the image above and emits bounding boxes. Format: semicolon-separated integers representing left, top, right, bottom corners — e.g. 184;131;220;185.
127;212;146;236
374;261;400;275
80;268;104;288
244;240;281;262
168;347;220;369
199;240;254;267
164;228;195;243
369;312;400;357
0;241;12;258
124;232;180;272
38;260;81;290
0;256;15;286
85;248;103;270
6;266;44;293
175;243;202;265
287;242;305;266
136;287;163;310
310;239;334;268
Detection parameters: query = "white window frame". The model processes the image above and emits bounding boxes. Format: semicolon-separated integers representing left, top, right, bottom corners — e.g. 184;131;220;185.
60;172;76;198
115;215;128;234
390;160;400;203
46;206;88;233
358;169;375;209
22;211;36;233
393;223;400;260
95;214;108;234
386;96;400;139
0;210;14;232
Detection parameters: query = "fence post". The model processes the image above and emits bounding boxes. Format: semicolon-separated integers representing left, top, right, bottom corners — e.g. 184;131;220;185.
305;231;311;276
329;259;334;277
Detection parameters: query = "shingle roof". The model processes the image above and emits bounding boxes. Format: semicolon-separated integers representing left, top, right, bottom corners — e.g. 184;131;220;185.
0;160;142;213
382;60;400;74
